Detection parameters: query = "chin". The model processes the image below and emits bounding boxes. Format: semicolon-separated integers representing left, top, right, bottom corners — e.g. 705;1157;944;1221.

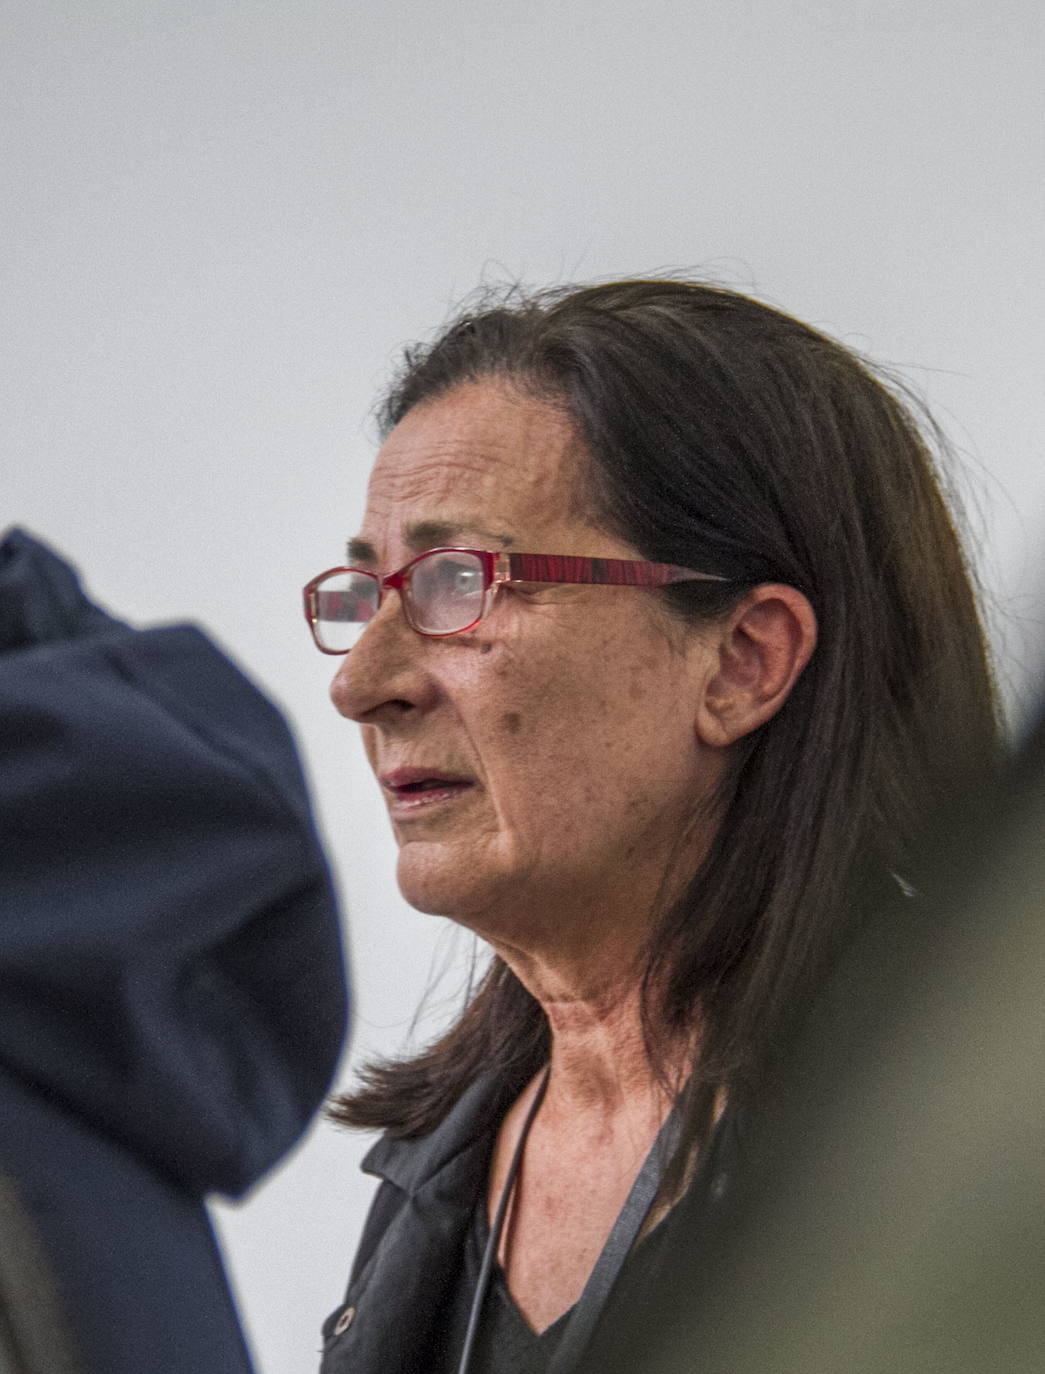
395;847;485;920
394;842;515;928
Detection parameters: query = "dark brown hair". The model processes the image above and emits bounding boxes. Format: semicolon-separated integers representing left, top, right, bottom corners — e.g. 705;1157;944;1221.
331;279;999;1164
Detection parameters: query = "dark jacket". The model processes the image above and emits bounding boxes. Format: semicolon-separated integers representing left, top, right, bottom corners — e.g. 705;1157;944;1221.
319;1074;519;1373
0;528;348;1373
319;1072;740;1374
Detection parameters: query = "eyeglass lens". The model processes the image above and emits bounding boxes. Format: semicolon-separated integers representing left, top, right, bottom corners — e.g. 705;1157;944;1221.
408;550;487;634
312;571;379;651
313;550;489;649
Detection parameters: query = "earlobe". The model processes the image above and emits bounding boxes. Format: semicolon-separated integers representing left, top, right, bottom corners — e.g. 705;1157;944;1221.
695;585;817;748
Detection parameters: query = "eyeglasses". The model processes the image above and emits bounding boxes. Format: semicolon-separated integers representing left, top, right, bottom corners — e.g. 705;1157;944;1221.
303;546;728;654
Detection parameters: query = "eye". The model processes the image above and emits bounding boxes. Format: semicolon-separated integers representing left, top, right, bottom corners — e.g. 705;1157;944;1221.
408;551;488;626
448;563;484;595
420;555;484;598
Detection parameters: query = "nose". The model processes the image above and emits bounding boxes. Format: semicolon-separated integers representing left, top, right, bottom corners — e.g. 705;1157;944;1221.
328;589;438;724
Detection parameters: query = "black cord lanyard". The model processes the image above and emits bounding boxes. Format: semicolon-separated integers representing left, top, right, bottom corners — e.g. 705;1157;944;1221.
455;1066;551;1374
455;1068;679;1374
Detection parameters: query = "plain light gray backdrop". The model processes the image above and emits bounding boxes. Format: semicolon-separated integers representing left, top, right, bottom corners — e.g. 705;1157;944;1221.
4;3;1044;1370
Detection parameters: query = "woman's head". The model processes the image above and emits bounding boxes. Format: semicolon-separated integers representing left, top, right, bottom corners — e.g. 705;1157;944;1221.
331;377;814;977
331;278;998;1134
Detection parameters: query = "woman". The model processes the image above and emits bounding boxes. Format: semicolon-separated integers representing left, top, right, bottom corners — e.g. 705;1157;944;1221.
306;279;998;1373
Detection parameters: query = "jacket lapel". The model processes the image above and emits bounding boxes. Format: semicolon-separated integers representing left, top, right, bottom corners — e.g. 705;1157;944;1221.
321;1074;518;1374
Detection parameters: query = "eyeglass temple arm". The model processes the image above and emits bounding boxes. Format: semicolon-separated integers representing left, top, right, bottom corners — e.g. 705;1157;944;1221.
497;552;727;587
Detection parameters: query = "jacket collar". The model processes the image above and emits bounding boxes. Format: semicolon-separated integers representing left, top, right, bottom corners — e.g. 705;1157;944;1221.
360;1071;524;1197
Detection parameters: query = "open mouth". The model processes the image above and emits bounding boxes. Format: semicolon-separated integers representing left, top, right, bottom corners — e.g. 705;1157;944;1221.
395;779;465;793
380;770;476;811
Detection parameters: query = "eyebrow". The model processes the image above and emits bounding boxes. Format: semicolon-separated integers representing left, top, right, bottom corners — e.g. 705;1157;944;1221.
346;521;515;566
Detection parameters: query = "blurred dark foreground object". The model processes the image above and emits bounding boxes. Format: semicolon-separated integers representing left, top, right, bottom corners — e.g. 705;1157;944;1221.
581;696;1045;1373
0;529;348;1373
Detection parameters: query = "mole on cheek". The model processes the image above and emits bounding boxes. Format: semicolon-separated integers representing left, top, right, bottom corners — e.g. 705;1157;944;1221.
501;711;523;735
479;642;493;655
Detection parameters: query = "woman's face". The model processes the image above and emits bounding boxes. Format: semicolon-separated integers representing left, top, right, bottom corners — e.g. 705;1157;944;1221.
330;381;727;958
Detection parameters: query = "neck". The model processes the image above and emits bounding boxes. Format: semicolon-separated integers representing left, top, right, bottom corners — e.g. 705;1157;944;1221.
491;935;686;1122
544;982;664;1115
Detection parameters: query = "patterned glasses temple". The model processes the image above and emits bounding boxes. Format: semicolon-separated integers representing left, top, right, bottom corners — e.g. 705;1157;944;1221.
303;548;729;653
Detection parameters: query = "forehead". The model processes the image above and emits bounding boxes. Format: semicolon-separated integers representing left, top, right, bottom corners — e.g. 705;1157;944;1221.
360;382;592;554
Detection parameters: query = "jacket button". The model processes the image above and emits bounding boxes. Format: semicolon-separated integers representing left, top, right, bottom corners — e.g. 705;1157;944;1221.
333;1306;356;1335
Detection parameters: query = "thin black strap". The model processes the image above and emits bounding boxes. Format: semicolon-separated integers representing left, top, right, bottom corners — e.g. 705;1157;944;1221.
544;1104;681;1374
455;1066;551;1374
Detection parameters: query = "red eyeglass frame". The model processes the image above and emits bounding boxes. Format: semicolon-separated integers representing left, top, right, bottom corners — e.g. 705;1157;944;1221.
302;547;728;654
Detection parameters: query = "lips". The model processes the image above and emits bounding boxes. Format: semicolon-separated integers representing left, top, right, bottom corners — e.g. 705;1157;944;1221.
379;767;476;814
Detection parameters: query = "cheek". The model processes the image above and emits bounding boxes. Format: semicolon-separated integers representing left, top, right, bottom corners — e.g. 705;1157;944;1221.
483;701;680;882
482;661;671;823
486;632;692;796
472;621;699;830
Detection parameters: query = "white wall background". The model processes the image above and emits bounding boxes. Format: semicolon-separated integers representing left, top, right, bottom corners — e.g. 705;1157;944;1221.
4;2;1043;1370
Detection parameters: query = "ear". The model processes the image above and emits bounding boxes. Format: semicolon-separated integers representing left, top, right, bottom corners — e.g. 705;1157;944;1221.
694;584;817;748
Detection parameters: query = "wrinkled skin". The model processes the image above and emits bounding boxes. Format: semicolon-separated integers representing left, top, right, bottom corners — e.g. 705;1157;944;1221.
330;381;725;989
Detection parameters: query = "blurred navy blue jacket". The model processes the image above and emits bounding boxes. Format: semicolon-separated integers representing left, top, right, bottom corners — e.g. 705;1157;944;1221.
0;528;347;1372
